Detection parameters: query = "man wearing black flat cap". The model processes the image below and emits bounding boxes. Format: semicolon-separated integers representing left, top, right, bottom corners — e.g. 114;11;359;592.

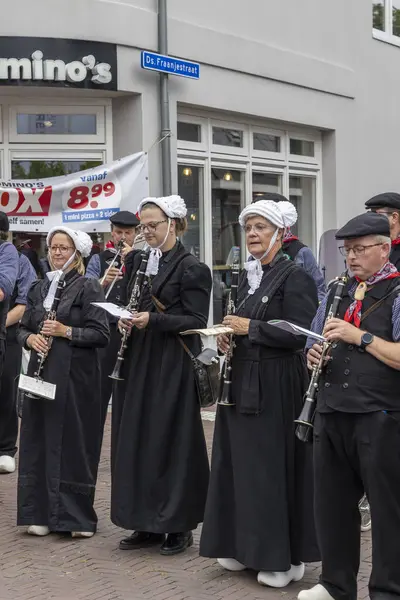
299;211;400;600
365;191;400;268
86;210;140;434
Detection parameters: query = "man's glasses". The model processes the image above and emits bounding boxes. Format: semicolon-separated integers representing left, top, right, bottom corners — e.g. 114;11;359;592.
338;243;383;257
138;220;167;233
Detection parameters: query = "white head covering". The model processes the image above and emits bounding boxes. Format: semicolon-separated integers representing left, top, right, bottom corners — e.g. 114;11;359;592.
46;226;93;258
43;226;93;310
137;195;188;276
239;200;298;294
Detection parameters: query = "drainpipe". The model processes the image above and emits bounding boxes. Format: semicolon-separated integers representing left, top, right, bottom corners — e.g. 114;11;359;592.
158;0;172;195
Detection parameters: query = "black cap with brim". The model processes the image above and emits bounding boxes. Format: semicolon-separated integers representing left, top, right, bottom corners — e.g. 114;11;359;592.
0;211;9;232
252;192;288;204
110;210;139;227
335;212;390;240
365;192;400;211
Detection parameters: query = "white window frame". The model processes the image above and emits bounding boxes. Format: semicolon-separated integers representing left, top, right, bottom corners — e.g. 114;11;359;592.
9;104;106;144
372;0;400;47
176;114;208;153
177;109;323;260
288;132;321;166
251;125;285;161
210;119;249;157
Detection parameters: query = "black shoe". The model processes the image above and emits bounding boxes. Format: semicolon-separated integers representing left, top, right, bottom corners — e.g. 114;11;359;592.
119;531;165;550
160;531;193;556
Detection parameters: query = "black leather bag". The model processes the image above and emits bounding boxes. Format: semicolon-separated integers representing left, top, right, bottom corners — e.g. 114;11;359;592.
179;342;219;408
152;294;219;408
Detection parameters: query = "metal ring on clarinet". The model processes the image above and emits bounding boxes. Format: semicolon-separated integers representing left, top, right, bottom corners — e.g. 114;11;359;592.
294;271;348;442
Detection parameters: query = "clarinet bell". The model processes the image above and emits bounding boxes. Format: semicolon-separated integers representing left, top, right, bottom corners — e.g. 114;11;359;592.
109;357;124;381
217;379;235;406
294;396;315;442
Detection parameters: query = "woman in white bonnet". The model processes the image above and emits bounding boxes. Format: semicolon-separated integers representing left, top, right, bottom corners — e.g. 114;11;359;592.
111;195;212;556
200;200;320;587
17;226;109;538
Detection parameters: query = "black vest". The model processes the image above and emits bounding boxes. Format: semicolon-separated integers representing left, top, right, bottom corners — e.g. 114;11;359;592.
390;244;400;270
0;241;11;341
282;239;306;261
318;277;400;413
99;249;124;305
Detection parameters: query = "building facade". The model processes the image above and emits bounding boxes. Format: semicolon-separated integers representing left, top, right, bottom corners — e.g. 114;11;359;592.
0;0;397;317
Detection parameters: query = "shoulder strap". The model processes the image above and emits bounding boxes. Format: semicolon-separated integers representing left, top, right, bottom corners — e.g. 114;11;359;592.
152;294;196;360
360;283;400;323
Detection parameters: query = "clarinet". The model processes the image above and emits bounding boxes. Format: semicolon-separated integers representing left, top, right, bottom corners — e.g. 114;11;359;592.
109;250;149;381
26;273;66;398
218;256;240;406
294;271;348;442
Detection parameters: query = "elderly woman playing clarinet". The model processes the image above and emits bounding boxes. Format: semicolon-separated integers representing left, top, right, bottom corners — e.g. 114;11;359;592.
200;200;320;588
17;226;109;538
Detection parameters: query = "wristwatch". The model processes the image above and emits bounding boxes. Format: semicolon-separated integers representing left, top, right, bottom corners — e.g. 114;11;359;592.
65;327;72;340
360;332;374;350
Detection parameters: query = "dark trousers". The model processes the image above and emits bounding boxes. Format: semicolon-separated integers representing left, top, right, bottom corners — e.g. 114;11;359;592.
314;411;400;600
0;340;21;457
99;323;121;438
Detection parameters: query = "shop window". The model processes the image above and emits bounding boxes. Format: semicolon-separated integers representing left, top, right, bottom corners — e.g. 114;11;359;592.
253;132;280;153
16;114;97;136
212;126;243;148
290;138;315;158
211;168;244;324
252;172;283;201
9;105;105;143
289;175;316;249
11;159;102;179
177;122;201;143
177;164;203;260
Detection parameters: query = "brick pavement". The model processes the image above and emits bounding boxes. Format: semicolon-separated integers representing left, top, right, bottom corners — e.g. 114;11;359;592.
0;414;372;600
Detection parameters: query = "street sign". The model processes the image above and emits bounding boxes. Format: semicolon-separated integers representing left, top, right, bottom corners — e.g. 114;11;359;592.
141;51;200;80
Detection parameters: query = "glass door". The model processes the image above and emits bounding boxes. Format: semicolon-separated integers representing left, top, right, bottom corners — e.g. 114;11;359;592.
211;168;245;324
177;164;204;261
288;174;317;250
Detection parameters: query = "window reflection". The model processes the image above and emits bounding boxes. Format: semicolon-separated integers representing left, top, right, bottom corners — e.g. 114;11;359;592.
289;175;316;250
373;0;385;30
252;172;282;201
177;165;203;260
17;114;97;135
212;168;244;323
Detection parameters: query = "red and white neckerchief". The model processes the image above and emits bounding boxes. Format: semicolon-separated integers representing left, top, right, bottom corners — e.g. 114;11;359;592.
392;236;400;247
283;228;298;243
344;261;400;328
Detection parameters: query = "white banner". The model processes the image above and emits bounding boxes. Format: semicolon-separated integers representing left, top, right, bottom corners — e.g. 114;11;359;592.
1;152;149;232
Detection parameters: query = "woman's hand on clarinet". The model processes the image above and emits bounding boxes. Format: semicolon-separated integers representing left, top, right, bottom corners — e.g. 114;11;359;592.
222;315;250;336
41;320;68;338
217;334;230;354
131;312;150;330
27;334;49;355
118;318;134;334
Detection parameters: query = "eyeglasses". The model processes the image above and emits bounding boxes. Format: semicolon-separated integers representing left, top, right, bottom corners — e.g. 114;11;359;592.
138;220;168;233
339;243;383;257
242;223;273;235
49;245;74;254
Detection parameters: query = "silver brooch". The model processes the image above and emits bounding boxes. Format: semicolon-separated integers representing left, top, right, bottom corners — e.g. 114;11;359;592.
262;296;268;303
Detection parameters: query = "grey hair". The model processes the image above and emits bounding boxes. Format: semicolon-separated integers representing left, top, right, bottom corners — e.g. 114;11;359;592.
375;235;391;245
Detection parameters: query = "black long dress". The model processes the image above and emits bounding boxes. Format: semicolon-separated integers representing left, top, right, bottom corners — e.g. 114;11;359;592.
17;270;109;533
200;255;320;572
111;241;212;534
